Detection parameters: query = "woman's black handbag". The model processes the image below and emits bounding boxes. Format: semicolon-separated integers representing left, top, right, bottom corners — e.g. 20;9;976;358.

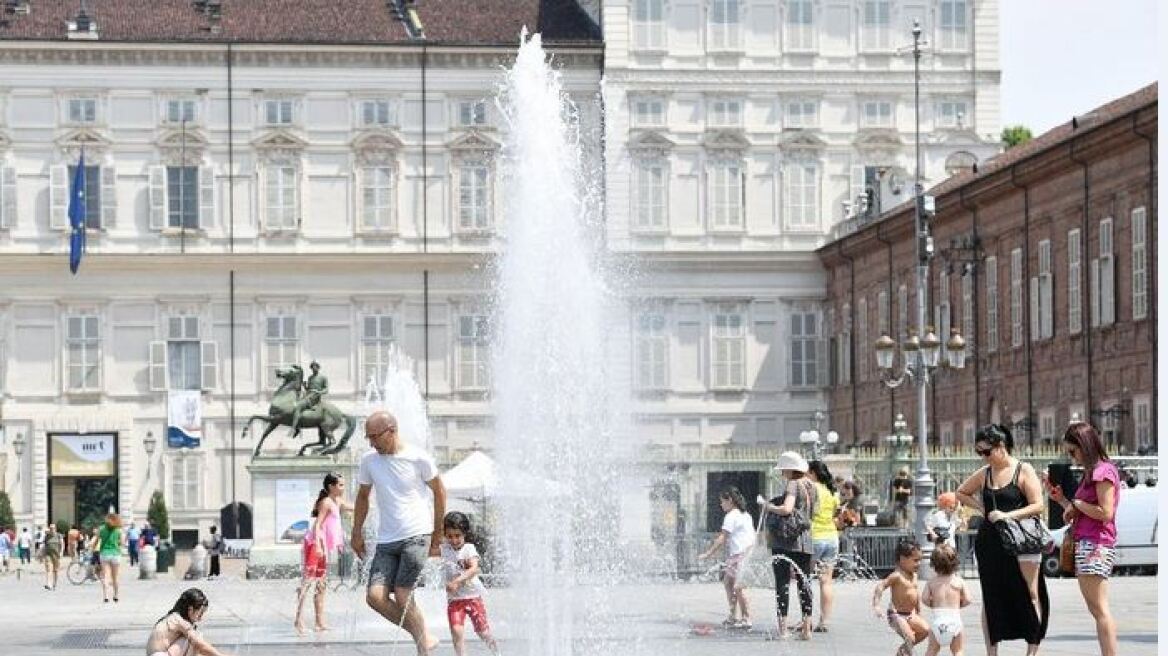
987;474;1052;556
766;481;811;542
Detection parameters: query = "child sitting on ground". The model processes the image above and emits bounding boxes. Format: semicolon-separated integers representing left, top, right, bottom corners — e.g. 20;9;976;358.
921;544;971;656
441;512;499;656
146;588;234;656
872;541;929;656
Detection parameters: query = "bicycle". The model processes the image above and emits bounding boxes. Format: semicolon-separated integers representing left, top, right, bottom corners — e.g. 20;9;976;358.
67;549;100;585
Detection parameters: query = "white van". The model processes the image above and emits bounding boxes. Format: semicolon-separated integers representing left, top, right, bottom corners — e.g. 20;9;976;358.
1043;483;1158;577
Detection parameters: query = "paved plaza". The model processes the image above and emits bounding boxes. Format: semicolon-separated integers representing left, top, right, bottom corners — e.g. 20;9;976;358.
0;560;1157;655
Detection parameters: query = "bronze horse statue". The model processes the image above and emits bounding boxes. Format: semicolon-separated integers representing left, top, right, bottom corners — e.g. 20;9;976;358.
244;365;357;457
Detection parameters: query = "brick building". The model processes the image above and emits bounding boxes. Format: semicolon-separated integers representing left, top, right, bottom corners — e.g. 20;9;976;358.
819;84;1156;453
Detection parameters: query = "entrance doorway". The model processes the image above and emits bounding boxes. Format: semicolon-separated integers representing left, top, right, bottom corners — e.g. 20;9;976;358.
46;432;119;530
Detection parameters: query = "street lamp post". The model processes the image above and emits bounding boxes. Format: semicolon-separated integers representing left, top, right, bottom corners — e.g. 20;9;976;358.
799;411;839;462
872;20;971;573
12;431;25;487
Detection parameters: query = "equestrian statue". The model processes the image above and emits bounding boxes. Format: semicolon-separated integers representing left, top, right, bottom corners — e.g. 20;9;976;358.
244;362;357;457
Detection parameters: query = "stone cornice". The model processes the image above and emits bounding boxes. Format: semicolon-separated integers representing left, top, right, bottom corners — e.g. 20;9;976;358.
606;69;981;87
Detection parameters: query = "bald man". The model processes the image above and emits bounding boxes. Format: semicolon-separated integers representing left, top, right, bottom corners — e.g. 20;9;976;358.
352;410;446;654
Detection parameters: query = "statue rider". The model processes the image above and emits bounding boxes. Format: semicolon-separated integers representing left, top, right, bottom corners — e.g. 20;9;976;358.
291;360;329;434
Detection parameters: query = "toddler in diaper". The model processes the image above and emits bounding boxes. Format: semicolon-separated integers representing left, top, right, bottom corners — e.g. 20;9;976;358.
921;544;972;656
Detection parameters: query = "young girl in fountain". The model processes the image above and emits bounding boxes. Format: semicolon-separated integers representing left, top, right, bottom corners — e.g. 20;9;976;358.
441;512;499;656
872;541;929;656
698;486;754;629
146;588;234;656
921;543;972;656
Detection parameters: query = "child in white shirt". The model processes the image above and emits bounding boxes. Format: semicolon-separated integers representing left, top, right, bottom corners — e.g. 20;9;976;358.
441;512;498;656
699;487;756;629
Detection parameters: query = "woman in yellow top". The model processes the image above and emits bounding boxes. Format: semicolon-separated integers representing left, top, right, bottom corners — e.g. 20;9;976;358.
807;460;840;633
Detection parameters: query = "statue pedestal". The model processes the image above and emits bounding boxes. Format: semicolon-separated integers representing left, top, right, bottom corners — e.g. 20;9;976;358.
246;454;358;579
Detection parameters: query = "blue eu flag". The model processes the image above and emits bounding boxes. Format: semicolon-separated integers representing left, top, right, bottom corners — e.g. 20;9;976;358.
68;150;87;275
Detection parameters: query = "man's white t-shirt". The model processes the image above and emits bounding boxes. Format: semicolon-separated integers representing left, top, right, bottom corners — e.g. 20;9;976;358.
357;445;438;544
440;542;487;600
17;532;31;549
722;508;755;556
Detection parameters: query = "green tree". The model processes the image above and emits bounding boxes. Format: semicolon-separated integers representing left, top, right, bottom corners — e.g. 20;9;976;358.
147;491;170;541
1001;125;1033;150
0;491;13;531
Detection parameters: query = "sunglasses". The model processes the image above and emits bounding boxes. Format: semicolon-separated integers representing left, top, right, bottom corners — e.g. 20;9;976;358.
975;445;994;457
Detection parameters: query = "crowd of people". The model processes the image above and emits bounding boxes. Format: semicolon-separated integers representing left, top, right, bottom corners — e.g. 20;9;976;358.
698;421;1122;656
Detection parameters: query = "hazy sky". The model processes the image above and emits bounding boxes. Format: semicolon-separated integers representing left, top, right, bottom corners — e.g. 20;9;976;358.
1000;0;1158;136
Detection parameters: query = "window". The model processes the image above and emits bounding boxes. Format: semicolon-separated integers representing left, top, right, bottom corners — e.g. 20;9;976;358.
457;100;487;127
1010;248;1023;347
857;298;868;381
632;0;665;49
631;98;665;127
67;165;102;229
1131;206;1148;320
457;162;491;231
1030;240;1053;340
264;315;298;385
66;315;100;391
786;100;818;128
786;0;814;50
963;422;975;446
985;256;998;352
165;99;196;124
166;166;198;229
1134;397;1151;448
635;312;668;389
961;270;974;351
709;161;743;229
712;309;745;388
709;99;743;128
68;97;97;124
264;99;294;125
784;163;818;229
361;99;393;127
708;0;742;50
789;310;820;388
361;315;395;389
897;284;908;341
360;166;395;230
861;0;892;51
937;101;968;129
1040;411;1056;443
838;303;851;385
877;290;889;338
167;316;201;391
940;424;953;449
458;315;490;390
170;454;201;509
1068;229;1082;334
1091;218;1115;326
938;0;969;50
632;160;667;230
265;165;298;230
861;101;894;128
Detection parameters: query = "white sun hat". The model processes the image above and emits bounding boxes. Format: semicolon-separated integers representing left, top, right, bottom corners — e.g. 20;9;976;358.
774;451;809;474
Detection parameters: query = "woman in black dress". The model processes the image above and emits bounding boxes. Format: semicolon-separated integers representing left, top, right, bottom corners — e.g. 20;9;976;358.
956;424;1048;655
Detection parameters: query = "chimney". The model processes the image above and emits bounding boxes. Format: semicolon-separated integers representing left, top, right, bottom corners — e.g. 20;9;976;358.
67;1;98;40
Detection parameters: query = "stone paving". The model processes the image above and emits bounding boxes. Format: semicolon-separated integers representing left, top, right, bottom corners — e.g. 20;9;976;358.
0;559;1157;655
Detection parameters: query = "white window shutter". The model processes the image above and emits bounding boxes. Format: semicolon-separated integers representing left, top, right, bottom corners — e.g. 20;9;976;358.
297;165;307;230
200;340;218;390
1029;276;1040;340
198;166;215;230
149;340;168;391
1103;256;1116;325
49;164;69;230
148;166;167;230
100;166;116;228
1089;259;1100;328
815;336;827;387
1041;279;1053;338
0;166;15;229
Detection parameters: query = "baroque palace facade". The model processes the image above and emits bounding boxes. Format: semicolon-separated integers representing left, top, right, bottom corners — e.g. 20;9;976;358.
0;0;999;540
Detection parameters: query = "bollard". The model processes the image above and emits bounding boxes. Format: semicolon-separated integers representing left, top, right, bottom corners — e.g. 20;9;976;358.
185;544;207;580
139;544;157;580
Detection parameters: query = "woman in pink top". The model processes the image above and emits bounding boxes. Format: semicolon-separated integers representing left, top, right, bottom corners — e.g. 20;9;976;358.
294;472;353;635
1045;422;1119;656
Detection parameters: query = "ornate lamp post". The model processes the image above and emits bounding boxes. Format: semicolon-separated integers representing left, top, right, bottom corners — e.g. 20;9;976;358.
11;431;25;487
143;430;157;487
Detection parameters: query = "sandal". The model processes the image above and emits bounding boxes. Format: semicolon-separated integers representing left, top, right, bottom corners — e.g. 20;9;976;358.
721;616;738;628
813;625;829;633
733;619;752;630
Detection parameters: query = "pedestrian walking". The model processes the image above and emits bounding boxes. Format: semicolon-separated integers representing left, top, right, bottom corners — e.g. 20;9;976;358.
807;460;840;633
33;524;45;561
202;526;222;580
351;410;447;655
141;521;159;550
1046;422;1120;656
66;525;81;559
0;527;11;572
760;451;818;640
294;472;353;635
440;512;498;656
955;424;1048;656
891;467;913;528
147;588;235;656
127;522;141;566
698;486;755;630
17;527;32;565
97;513;125;603
43;523;62;590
